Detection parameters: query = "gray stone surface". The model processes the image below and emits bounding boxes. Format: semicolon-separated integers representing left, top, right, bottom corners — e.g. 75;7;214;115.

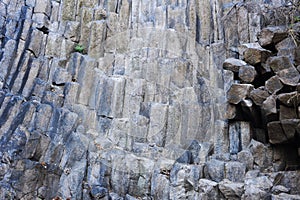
0;0;299;199
219;179;244;200
258;26;288;47
204;159;225;182
223;58;247;73
227;84;254;104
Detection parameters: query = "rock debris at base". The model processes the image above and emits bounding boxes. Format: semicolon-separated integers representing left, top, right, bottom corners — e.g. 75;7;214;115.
0;0;299;199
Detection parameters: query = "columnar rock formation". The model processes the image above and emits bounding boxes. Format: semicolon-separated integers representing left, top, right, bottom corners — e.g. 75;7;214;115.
0;0;299;199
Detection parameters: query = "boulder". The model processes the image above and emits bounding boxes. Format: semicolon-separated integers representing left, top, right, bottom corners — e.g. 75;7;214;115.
237;150;254;171
267;121;295;144
279;105;297;120
243;186;269;200
250;87;270;106
109;193;124;200
276;67;300;86
225;162;246;182
218;179;244;200
249;140;271;168
245;176;273;192
197;179;219;200
267;56;299;86
223;58;247;72
278;171;300;194
265;76;283;94
227;84;254;104
277;92;300;107
281;119;300;140
267;56;295;72
275;37;297;62
261;95;277;123
258;26;288;47
243;45;272;65
238;65;257;83
204;159;225;182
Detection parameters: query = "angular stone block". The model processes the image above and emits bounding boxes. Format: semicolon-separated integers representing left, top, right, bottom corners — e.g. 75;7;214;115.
225;162;246;182
278;92;300;107
227;83;254;104
265;75;283;94
237;150;254;171
267;56;294;73
279;105;297;120
238;65;257;83
197;179;219;199
258;26;288;47
250;88;270;106
219;179;244;200
243;45;272;65
204;159;224;182
262;95;277;122
223;58;247;73
267;121;294;144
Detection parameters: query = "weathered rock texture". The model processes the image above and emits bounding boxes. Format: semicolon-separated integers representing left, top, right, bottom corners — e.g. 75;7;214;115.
0;0;299;199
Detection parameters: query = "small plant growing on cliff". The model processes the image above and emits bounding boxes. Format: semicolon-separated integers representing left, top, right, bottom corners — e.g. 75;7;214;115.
74;44;85;53
294;16;300;23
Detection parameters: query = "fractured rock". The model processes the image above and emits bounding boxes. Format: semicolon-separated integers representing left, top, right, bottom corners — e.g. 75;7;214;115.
271;185;290;195
276;67;300;86
219;179;244;200
267;56;295;72
277;92;300;107
279;105;297;120
250;87;270;106
90;185;108;199
227;84;254;104
281;119;300;140
223;58;247;72
265;76;283;94
262;95;277;122
267;56;299;86
243;45;272;65
249;140;271;168
245;176;273;192
197;179;219;199
267;121;295;144
237;150;254;171
238;65;257;83
225;161;246;182
204;159;224;182
258;26;288;47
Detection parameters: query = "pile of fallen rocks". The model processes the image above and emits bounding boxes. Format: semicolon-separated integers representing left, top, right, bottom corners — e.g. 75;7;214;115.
224;22;300;169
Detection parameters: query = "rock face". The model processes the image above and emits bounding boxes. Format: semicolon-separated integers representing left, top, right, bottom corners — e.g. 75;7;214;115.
0;0;300;199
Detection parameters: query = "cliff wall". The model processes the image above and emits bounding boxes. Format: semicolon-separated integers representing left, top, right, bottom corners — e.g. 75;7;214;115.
0;0;299;199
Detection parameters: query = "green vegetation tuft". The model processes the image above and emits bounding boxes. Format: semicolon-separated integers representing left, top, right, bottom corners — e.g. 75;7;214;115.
74;44;84;53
